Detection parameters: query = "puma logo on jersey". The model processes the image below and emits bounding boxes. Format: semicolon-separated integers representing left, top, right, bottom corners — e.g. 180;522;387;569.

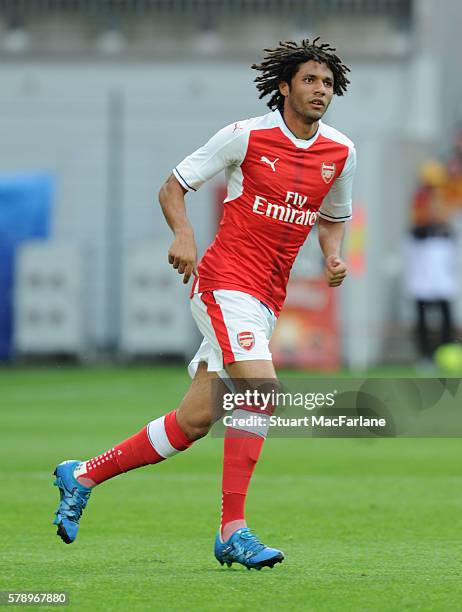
260;156;279;172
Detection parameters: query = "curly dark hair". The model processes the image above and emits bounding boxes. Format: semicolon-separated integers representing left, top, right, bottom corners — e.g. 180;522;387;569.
251;38;350;111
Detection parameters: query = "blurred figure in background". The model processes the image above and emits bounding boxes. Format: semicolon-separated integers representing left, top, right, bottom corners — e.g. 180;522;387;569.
444;128;462;212
404;156;460;367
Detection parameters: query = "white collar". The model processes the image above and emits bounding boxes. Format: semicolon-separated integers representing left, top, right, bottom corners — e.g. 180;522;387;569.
275;109;322;149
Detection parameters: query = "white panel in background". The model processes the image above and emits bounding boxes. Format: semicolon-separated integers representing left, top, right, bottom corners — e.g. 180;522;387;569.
14;242;84;355
121;243;195;357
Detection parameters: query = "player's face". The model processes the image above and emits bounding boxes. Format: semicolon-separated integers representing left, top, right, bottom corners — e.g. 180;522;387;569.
280;60;334;122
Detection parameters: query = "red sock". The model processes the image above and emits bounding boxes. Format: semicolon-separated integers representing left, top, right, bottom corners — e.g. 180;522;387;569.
220;428;265;541
74;410;192;487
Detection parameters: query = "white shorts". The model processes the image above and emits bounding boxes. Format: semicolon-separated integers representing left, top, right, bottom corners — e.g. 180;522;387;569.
188;289;277;380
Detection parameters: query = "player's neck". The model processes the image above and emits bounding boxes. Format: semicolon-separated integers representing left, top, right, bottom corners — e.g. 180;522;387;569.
280;108;319;140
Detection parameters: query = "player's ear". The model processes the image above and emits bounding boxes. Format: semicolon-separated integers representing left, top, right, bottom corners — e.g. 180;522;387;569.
278;81;289;97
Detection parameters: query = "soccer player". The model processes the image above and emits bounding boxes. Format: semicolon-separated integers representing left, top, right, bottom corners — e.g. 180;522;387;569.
52;38;355;570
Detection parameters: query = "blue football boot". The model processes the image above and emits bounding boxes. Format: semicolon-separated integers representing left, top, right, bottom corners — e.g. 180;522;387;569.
215;528;284;570
52;460;91;544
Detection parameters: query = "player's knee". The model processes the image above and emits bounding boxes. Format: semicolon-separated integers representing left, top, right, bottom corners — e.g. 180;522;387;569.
185;421;212;441
182;411;214;441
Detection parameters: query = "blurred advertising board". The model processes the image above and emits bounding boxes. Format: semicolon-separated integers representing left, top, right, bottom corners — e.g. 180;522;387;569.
271;277;340;370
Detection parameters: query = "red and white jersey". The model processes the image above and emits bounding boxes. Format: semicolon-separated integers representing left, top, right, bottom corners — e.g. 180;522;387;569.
173;109;356;316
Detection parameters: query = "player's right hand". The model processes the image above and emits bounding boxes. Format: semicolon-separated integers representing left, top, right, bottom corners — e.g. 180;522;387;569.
168;232;198;284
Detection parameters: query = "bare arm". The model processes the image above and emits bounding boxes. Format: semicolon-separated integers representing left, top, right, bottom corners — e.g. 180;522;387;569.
317;218;348;287
158;173;197;284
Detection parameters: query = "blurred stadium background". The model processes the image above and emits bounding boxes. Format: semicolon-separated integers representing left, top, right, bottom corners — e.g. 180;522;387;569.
0;0;462;371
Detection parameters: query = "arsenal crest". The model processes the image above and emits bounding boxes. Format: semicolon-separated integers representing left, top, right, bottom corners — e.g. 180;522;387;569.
237;331;255;351
321;162;336;184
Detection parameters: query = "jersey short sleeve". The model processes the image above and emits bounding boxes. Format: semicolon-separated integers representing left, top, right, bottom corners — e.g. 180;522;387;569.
173;122;250;192
318;146;356;222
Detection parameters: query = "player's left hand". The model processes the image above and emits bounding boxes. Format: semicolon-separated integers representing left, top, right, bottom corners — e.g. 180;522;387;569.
324;255;347;287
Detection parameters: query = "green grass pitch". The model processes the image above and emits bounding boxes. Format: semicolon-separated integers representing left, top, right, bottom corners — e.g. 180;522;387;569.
1;366;461;611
